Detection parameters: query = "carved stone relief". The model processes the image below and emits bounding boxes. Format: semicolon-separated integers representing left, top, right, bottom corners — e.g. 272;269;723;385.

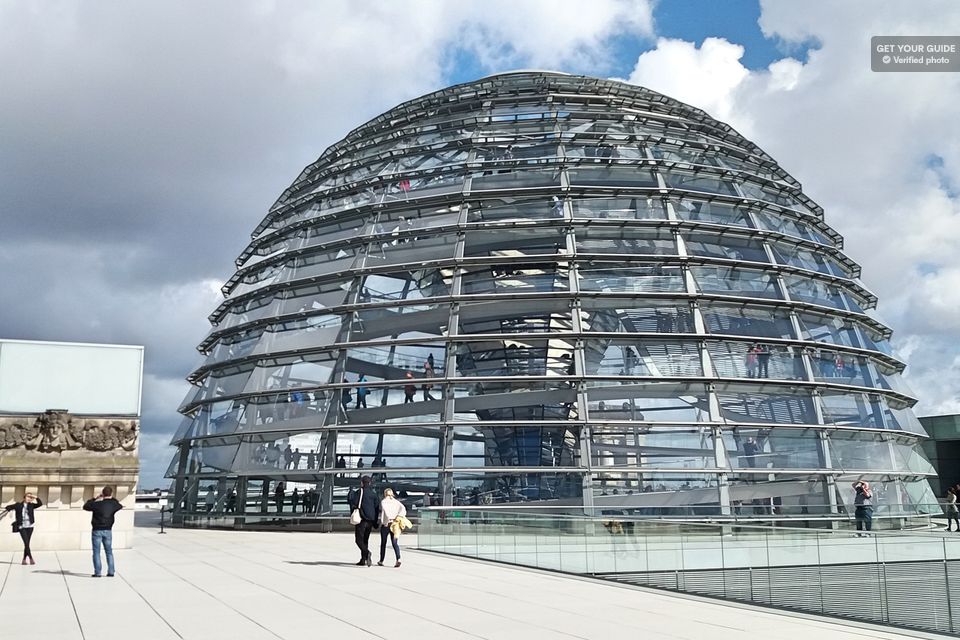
0;410;138;452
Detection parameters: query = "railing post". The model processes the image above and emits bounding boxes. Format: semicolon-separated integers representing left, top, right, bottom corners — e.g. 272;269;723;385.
944;536;955;634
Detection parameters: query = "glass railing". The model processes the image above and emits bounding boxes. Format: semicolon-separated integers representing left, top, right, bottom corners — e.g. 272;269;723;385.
417;506;960;635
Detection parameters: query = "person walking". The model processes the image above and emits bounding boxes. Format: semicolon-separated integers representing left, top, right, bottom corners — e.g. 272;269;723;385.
83;486;124;577
340;375;352;411
853;481;873;535
3;492;43;565
348;475;381;566
946;488;960;532
378;488;407;568
403;372;416;404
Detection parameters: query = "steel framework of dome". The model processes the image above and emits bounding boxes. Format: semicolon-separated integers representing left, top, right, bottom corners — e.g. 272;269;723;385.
169;71;936;524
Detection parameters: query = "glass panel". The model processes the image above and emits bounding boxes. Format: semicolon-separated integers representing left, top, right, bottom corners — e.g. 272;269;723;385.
459;305;574;336
451;423;581;468
662;169;737;196
673;199;753;228
691;265;782;299
367;205;461;240
380;171;464;203
721;427;823;470
578;264;686;293
567;165;658;187
701;303;795;340
579;299;695;334
584;339;702;377
828;431;901;472
575;227;677;255
470;167;562;191
797;312;862;349
586;384;711;423
450;380;579;421
784;275;863;312
682;232;769;263
717;392;817;425
344;341;446;383
352;300;450;342
450;471;583;503
753;209;831;245
570;196;666;220
565;141;643;160
474;142;559;164
454;338;576;378
463;227;567;257
648;142;726;167
461;263;569;294
708;341;805;381
819;392;885;428
251;315;343;356
365;232;459;268
738;180;812;214
467;197;563;223
773;244;849;277
592;424;719;469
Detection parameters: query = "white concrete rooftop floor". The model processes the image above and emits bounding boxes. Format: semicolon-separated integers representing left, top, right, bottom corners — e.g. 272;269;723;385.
0;513;934;640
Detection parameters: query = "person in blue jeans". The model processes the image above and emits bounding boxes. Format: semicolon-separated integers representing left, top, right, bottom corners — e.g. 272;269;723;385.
83;486;124;577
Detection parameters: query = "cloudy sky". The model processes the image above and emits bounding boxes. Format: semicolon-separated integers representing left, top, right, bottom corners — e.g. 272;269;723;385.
2;1;959;488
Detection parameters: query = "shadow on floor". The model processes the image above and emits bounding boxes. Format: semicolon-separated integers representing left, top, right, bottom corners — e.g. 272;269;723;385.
285;560;360;567
30;570;92;577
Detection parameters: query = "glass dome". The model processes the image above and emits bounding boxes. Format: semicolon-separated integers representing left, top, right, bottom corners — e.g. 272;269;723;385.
168;71;935;524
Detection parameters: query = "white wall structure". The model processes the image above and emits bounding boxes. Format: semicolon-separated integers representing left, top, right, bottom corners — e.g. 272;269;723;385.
0;339;143;415
0;339;142;553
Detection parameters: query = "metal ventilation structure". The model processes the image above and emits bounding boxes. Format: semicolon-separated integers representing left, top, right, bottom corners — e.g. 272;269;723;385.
168;71;935;524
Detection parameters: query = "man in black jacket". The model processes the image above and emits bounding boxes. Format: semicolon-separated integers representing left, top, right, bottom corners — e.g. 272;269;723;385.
83;486;124;577
348;475;381;566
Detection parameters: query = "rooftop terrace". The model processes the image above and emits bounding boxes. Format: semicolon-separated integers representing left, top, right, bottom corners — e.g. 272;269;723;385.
0;513;935;640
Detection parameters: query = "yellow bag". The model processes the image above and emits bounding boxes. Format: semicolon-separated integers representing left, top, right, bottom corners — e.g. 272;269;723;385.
390;515;413;537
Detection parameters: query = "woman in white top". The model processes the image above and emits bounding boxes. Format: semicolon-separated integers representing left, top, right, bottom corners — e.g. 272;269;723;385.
378;488;407;567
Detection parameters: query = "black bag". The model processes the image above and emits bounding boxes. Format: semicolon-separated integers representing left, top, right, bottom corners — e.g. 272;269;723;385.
12;522;19;533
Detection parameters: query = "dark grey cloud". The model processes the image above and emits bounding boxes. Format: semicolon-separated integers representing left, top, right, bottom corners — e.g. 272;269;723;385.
0;0;651;489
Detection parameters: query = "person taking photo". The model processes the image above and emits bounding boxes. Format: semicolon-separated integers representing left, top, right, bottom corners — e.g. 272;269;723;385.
3;492;43;565
83;486;124;577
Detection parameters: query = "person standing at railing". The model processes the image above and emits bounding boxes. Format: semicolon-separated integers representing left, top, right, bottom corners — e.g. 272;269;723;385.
422;361;436;401
355;374;369;409
273;481;285;514
853;481;873;535
756;343;771;378
946;488;960;532
746;344;759;378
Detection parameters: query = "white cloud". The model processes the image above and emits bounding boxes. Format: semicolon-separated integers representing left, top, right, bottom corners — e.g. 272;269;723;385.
622;37;750;123
621;2;960;417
